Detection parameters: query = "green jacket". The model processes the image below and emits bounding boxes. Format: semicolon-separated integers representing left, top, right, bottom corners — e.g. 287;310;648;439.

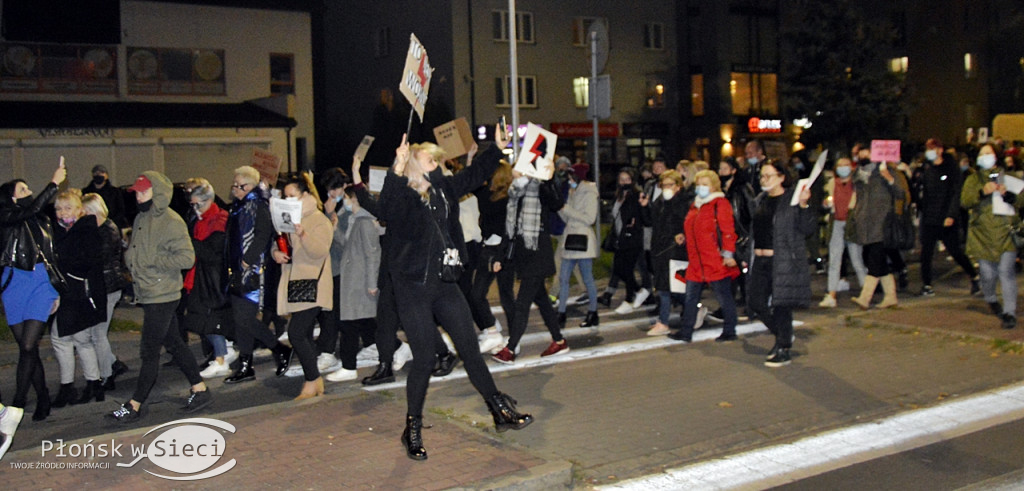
961;170;1023;263
125;171;195;304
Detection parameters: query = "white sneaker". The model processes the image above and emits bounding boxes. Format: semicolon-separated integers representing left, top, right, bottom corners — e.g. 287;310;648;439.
200;360;231;378
283;364;304;377
223;348;239;366
572;293;589;305
392;342;413;371
818;295;837;308
694;304;708;330
0;405;24;461
317;353;342;374
837;279;851;292
325;367;358;382
631;288;651;309
614;302;635;315
440;330;457;355
478;328;504;354
356;344;379;362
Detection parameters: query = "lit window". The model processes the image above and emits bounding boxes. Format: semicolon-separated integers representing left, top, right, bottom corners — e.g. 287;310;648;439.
730;72;778;116
573;77;589;108
572;17;607;46
691;73;704;116
643;23;664;50
495;75;537;108
964;52;975;78
492;10;535;43
889;56;908;73
646;80;665;108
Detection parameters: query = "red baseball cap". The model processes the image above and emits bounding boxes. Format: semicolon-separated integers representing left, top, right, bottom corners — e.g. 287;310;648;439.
127;175;152;193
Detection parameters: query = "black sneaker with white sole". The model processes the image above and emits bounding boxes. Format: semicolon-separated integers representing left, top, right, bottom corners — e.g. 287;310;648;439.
107;403;141;424
181;390;213;413
764;348;791;367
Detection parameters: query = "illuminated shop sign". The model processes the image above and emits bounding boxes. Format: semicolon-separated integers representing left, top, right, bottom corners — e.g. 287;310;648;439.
746;117;782;134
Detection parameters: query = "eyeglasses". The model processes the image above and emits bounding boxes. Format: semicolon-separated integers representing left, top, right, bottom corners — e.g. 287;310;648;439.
231;183;249;190
190;200;208;210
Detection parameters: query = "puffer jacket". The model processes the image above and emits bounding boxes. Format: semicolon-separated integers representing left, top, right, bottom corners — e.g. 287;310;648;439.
54;218;106;337
0;182;58;271
750;187;817;308
124;171;195;305
683;193;740;284
961;170;1024;263
227;186;274;296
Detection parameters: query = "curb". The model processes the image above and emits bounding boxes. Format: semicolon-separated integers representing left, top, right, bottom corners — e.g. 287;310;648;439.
455;460;574;490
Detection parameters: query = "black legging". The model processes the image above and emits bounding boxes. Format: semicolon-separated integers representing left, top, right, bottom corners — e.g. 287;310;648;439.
287;307;322;382
133;300;203;404
747;257;794;349
315;275;342;354
471;246;515;330
392;274;497;417
231;294;279;356
338;318;374;370
920;223;976;286
375;269;448;365
10;319;48;408
506;275;563;351
462;241;497;331
863;242;890;277
612;246;642;300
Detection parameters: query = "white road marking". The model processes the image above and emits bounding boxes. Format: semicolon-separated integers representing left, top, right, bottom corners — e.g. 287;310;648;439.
601;382;1024;490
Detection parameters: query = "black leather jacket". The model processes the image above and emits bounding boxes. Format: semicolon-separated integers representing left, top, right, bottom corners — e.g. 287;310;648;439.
0;183;58;271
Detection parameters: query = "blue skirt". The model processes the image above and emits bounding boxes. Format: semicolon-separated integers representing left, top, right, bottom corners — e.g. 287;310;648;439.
2;263;59;325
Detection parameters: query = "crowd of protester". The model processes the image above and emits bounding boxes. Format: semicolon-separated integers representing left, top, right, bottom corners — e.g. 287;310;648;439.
1;132;1023;461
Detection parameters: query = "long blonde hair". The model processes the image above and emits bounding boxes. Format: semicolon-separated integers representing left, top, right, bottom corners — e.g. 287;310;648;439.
490;161;513;201
405;142;446;201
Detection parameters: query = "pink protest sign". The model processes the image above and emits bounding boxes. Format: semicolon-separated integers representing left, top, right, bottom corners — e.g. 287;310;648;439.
870;140;901;162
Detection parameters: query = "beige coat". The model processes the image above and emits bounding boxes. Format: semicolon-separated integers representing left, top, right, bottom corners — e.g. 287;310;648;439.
275;193;333;314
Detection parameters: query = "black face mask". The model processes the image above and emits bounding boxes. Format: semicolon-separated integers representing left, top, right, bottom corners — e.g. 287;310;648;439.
137;200;153;213
619;183;632;191
92;175;106;186
15;196;32;207
858;159;871;167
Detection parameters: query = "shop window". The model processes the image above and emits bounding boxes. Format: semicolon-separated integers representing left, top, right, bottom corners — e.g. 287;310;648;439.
691;73;704;116
572;17;607;46
643;23;664;50
495;75;537;108
492;10;535;43
730;72;778;116
573;77;589;108
889;56;908;73
646;80;665;108
270;53;294;95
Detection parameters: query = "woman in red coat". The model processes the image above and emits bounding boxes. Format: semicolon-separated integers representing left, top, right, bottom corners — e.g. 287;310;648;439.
669;170;740;343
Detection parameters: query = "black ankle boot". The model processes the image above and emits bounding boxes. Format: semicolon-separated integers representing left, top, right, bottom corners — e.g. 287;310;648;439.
485;392;533;433
597;291;612;307
72;380;104;404
224;354;255;384
272;344;293;377
431;352;458;377
34;388;51;421
402;414;427;460
556;312;566;329
51;383;77;408
362;363;395;386
71;380;93;405
580;311;599;328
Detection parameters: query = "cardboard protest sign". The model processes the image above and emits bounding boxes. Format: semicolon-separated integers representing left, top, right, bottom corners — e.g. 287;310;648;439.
433;118;475;158
870;140;901;163
513;123;557;181
354;135;375;162
251;148;282;186
399;34;432;122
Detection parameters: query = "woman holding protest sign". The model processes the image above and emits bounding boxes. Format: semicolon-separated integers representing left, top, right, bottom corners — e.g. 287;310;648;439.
379;127;532;461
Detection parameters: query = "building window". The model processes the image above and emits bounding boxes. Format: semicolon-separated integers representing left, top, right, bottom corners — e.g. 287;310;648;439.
643;23;664;50
270;53;294;95
495;75;537;108
964;53;975;79
730;72;778;116
572;17;607;46
573;77;589;108
375;27;390;58
691;73;704;116
889;56;908;73
492;10;535;43
646;80;665;108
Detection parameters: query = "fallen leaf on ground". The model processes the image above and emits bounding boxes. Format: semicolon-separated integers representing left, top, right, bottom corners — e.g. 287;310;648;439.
718;401;733;408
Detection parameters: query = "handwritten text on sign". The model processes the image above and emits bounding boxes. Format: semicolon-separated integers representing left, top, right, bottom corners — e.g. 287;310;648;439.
870;140;901;163
399;34;432;121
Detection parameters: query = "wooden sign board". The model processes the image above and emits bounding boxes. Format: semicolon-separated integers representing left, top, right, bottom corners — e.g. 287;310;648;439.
251;148;282;186
433;117;475;159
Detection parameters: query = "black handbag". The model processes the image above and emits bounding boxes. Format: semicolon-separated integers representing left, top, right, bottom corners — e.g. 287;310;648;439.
565;233;588;252
26;224;69;295
287;260;325;303
883;209;915;251
601;231;618;252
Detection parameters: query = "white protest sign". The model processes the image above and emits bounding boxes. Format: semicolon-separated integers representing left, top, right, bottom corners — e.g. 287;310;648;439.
791;150;828;206
993;175;1024;216
354;135;375;162
368;166;388;194
399;34;432;122
270;197;302;234
513;123;557;181
669;259;688;294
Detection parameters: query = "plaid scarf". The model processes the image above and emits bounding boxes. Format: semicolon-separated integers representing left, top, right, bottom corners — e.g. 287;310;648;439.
505;179;542;251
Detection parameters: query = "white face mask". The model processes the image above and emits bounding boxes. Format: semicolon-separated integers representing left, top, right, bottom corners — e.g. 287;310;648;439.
695;185;711;199
925;149;938;162
513;176;529;188
977;154;997;170
661;188;675;200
